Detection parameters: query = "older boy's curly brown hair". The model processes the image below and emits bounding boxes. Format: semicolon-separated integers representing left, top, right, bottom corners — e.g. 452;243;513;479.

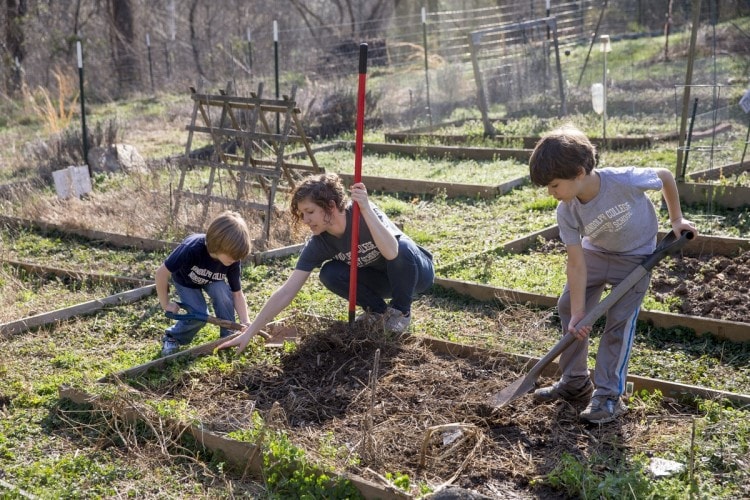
529;124;597;186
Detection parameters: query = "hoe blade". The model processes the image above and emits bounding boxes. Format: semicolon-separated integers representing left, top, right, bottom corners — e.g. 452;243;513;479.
489;374;537;408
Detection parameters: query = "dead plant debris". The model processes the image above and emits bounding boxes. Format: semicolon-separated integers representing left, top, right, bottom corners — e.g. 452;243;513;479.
126;315;705;498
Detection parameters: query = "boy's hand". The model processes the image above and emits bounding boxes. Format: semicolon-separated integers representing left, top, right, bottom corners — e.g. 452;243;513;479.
163;301;180;313
568;311;592;340
670;217;698;238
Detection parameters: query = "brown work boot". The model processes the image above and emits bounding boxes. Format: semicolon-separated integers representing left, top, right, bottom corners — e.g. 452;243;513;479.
533;379;594;404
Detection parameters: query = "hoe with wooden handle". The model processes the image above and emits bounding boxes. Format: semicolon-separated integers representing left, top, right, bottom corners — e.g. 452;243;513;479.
166;302;270;340
489;230;694;409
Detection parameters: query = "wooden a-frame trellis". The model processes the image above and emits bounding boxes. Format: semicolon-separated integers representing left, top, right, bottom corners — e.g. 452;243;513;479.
172;83;322;243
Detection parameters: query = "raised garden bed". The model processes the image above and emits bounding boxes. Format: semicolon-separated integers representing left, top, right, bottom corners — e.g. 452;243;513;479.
385;130;652;150
436;226;750;342
319;148;529;185
65;314;750;498
0;167;298;251
0;260;153;333
678;181;750;209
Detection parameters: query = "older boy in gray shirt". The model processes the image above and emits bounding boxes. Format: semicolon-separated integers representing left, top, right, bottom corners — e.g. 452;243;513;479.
528;125;696;424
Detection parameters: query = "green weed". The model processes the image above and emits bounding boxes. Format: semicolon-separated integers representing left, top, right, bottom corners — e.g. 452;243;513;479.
384;471;411;492
263;431;362;499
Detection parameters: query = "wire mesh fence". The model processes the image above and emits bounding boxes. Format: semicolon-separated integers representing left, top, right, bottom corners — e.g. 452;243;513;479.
7;1;749;145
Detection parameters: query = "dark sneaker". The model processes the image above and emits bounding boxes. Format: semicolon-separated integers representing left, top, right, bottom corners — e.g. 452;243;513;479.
533;379;594;404
161;337;180;357
579;396;628;424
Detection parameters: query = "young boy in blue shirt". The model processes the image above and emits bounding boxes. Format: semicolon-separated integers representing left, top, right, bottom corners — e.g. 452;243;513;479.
528;124;697;424
156;211;252;356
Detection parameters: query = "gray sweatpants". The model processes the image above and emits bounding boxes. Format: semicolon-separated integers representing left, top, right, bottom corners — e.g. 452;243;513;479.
556;249;650;399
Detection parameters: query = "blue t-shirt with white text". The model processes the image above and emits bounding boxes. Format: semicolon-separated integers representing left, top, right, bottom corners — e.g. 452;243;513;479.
164;233;242;291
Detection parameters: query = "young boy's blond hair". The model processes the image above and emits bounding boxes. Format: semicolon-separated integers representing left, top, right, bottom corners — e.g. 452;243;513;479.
205;211;252;261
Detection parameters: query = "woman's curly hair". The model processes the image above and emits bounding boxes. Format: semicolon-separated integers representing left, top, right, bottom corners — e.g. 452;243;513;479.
290;173;347;228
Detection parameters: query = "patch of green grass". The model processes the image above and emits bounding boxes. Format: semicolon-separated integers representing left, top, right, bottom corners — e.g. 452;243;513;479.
375;185;557;268
317;149;529;185
0;225;166;278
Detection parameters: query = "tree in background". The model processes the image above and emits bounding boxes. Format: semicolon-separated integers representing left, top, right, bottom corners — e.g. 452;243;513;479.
5;0;27;95
109;0;140;96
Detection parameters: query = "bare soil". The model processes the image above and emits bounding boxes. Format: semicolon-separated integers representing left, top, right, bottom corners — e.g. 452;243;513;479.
650;250;750;323
134;316;700;498
538;238;750;324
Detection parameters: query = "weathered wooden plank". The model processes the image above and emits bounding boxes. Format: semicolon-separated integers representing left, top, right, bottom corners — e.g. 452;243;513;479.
686;160;750;181
357;141;532;162
2;259;151;287
385;132;652;150
99;322;290;382
433;277;750;343
60;385;408;499
420;337;750;407
253;244;304;265
677;182;750;210
59;385;265;477
185;125;306;144
436;224;560;274
338;173;526;199
190;91;302;111
496;224;750;258
0;215;177;252
1;285;156;337
434;277;558;308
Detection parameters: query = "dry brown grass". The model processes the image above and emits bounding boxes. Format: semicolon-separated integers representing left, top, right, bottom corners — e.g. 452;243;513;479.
1;166;301;251
22;68;79;134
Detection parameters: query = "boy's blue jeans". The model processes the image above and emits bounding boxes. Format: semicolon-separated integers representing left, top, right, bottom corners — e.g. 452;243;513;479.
319;236;434;315
164;280;235;345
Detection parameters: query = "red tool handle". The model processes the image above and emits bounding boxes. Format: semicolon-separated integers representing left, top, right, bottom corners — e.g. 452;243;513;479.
349;43;368;326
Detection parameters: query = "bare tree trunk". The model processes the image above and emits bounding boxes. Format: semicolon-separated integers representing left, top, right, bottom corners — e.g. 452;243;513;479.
109;0;140;95
189;0;206;80
664;0;673;62
5;0;27;95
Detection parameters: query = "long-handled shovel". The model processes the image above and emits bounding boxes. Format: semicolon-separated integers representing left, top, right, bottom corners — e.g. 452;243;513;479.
489;230;694;409
349;43;368;326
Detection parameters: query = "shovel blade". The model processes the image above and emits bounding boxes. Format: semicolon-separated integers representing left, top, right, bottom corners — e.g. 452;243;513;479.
263;324;300;347
489;374;537;409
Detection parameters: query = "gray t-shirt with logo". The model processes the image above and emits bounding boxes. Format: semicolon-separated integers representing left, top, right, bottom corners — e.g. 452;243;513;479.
557;167;663;256
295;203;403;272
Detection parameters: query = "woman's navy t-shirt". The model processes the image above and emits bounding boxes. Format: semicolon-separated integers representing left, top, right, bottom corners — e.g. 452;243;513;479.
295;204;402;272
